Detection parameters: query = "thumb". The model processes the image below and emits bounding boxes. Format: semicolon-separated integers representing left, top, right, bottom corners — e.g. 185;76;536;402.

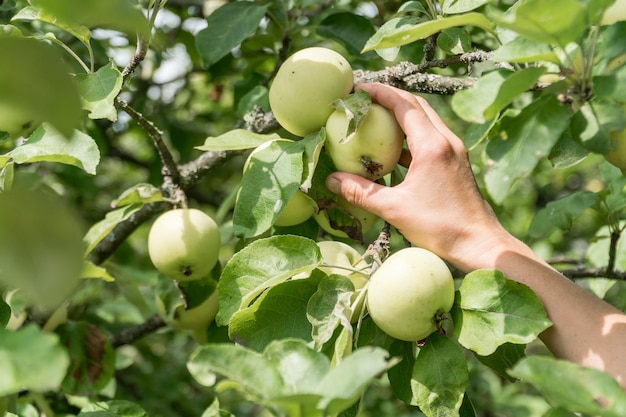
325;172;393;218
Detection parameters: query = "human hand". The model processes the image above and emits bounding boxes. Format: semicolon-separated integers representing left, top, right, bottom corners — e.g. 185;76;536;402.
324;83;514;272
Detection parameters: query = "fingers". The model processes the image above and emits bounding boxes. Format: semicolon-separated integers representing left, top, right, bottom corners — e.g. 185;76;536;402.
325;172;394;218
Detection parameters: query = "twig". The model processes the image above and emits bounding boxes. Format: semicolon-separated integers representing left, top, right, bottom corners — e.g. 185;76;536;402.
111;314;166;348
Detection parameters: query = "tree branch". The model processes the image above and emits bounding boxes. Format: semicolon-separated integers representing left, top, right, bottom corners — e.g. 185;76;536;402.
111;314;166;348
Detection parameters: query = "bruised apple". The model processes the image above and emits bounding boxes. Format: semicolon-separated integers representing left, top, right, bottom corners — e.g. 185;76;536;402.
269;47;353;137
366;247;455;341
148;208;221;281
274;189;318;227
325;103;404;181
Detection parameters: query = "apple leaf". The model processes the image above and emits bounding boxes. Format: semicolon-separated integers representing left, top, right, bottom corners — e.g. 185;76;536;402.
216;235;321;326
509;356;626;417
0;324;70;396
0;37;82;137
300;129;326;193
195;129;281;151
9;124;100;175
317;12;377;56
111;183;164;208
228;276;321;352
488;0;587;47
387;340;417;406
411;333;468;417
484;95;572;204
80;261;115;282
362;12;495;52
571;100;626;154
0;297;10;328
474;342;526;382
491;37;559;64
83;204;143;256
232;138;305;238
75;63;123;122
452;269;552;356
451;66;546;124
437;28;472;54
442;0;490;14
11;6;91;52
78;400;148;417
188;339;395;416
307;274;355;350
528;190;598;238
594;65;626;101
331;89;372;144
0;160;14;193
196;2;268;66
548;127;591;169
30;0;149;38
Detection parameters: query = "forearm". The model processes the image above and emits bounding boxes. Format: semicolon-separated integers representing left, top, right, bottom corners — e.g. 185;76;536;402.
460;233;626;387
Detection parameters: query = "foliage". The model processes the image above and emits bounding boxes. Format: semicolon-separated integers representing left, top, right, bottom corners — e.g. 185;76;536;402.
1;0;626;416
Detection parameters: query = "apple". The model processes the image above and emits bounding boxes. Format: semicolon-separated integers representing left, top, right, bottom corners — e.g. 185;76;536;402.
366;247;455;342
316;240;370;290
269;47;353;137
274;189;318;227
171;288;219;331
148;208;221;281
601;0;626;25
313;197;378;239
325;103;404;181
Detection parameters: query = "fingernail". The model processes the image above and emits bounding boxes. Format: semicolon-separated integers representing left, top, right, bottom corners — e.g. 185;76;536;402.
325;176;341;194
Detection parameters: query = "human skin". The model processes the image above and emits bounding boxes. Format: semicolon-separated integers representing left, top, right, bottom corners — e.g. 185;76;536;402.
324;82;626;388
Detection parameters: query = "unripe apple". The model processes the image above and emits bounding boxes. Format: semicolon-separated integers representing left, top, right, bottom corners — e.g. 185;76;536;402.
274;189;318;227
148;208;221;281
171;288;219;331
366;247;455;342
325;103;405;181
269;47;353;137
313;197;378;239
317;240;369;289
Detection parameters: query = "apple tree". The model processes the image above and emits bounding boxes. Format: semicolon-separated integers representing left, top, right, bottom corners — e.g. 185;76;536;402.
1;0;626;416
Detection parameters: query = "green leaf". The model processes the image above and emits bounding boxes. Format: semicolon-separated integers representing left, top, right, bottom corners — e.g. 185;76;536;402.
81;261;115;282
571;100;626;153
387;340;417;406
452;270;552;356
509;356;626;417
442;0;490;14
0;160;14;193
484;95;572;204
331;89;372;144
196;2;268;66
59;322;115;396
78;400;148;417
233;139;305;238
196;129;281;152
30;0;149;37
9;124;100;174
437;28;472;54
317;12;377;56
11;6;91;51
451;67;546;124
0;37;82;137
594;65;626;100
111;183;164;208
474;342;526;381
489;0;587;47
491;37;559;64
216;235;321;326
528;190;598;238
300;129;326;192
0;324;70;396
83;204;143;256
307;274;355;350
362;12;495;52
586;222;626;271
75;63;123;121
229;276;321;352
548;127;591;169
411;333;468;417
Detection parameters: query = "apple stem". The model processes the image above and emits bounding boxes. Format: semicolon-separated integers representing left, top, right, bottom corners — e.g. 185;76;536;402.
365;222;391;274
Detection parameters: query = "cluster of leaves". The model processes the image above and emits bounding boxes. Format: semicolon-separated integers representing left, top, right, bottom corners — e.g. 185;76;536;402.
1;0;626;417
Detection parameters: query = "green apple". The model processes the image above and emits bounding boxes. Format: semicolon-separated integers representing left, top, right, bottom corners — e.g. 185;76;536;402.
313;197;378;239
605;128;626;171
274;189;318;227
269;47;353;137
601;0;626;25
325;103;404;181
316;240;370;289
366;247;455;342
148;208;221;281
171;288;219;331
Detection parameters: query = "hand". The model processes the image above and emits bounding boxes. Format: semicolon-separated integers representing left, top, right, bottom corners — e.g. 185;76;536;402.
324;83;515;272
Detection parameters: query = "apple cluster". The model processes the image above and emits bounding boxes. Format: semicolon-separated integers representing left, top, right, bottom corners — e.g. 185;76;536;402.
267;47;405;235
